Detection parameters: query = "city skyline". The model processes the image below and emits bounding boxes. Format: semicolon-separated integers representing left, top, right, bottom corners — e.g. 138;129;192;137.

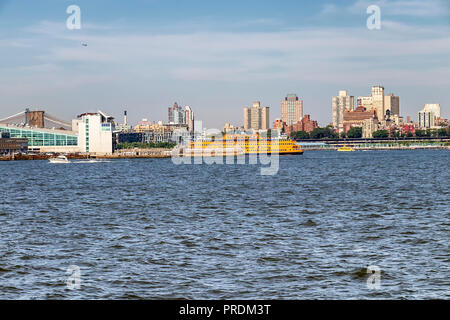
0;0;449;128
1;0;449;304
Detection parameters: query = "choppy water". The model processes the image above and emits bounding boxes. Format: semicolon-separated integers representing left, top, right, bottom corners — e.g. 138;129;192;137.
0;150;449;299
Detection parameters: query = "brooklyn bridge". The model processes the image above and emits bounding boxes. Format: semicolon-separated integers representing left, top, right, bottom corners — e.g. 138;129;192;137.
0;109;73;130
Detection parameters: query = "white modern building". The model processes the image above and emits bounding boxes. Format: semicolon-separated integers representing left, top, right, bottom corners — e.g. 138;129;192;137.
418;104;441;128
332;90;354;133
74;111;115;154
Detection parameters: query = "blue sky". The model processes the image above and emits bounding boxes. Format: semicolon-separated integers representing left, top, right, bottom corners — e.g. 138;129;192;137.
0;0;449;127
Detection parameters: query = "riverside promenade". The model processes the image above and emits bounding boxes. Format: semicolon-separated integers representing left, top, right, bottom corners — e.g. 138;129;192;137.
296;137;450;151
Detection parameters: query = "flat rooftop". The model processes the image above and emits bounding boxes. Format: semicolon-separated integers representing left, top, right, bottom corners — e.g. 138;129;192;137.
0;123;77;136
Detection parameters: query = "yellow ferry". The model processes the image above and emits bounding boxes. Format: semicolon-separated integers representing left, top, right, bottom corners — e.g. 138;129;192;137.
183;133;303;156
337;146;355;152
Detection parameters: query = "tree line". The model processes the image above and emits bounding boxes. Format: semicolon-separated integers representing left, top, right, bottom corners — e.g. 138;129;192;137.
290;126;450;140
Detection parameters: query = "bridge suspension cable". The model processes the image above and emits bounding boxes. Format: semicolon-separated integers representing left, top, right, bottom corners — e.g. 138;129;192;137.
44;114;72;128
0;111;26;123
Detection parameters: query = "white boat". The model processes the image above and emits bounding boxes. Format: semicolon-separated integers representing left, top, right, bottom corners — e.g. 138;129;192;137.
49;155;70;163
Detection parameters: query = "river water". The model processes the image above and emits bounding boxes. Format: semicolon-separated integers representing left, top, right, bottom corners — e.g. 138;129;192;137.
0;150;448;299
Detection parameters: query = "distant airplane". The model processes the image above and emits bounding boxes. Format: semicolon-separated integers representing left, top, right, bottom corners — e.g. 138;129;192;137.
82;43;88;47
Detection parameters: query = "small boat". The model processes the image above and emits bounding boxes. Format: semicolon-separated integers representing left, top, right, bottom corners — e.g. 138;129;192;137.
337;146;355;152
49;155;70;163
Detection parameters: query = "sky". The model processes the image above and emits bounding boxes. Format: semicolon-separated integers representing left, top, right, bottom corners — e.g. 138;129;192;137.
0;0;449;128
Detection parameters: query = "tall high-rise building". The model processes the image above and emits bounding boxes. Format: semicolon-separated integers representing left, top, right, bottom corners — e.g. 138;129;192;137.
244;107;251;131
357;86;387;121
384;94;400;116
371;86;385;120
418;104;441;128
243;101;270;131
281;94;303;126
168;102;185;124
332;90;354;133
184;106;194;133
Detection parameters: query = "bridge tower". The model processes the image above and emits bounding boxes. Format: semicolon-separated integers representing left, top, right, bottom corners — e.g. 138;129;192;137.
25;109;45;128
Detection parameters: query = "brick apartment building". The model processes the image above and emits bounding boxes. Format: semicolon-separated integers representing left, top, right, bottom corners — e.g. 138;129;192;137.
285;114;319;136
343;106;377;133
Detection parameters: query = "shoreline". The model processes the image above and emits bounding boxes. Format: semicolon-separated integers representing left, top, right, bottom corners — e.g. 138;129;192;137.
0;146;447;161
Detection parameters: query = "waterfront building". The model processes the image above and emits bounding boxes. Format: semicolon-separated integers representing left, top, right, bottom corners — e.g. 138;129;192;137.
143;131;174;143
343;106;377;133
0;123;78;153
76;111;115;154
243;101;270;131
0;132;28;155
332;90;354;134
362;115;379;138
281;94;303;126
285;114;319;136
136;122;189;144
418;104;441;129
116;132;144;144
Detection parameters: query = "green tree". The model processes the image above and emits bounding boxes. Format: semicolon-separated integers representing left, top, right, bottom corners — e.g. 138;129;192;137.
291;131;310;139
436;128;450;137
415;129;427;137
347;127;362;138
372;130;389;138
310;127;338;139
